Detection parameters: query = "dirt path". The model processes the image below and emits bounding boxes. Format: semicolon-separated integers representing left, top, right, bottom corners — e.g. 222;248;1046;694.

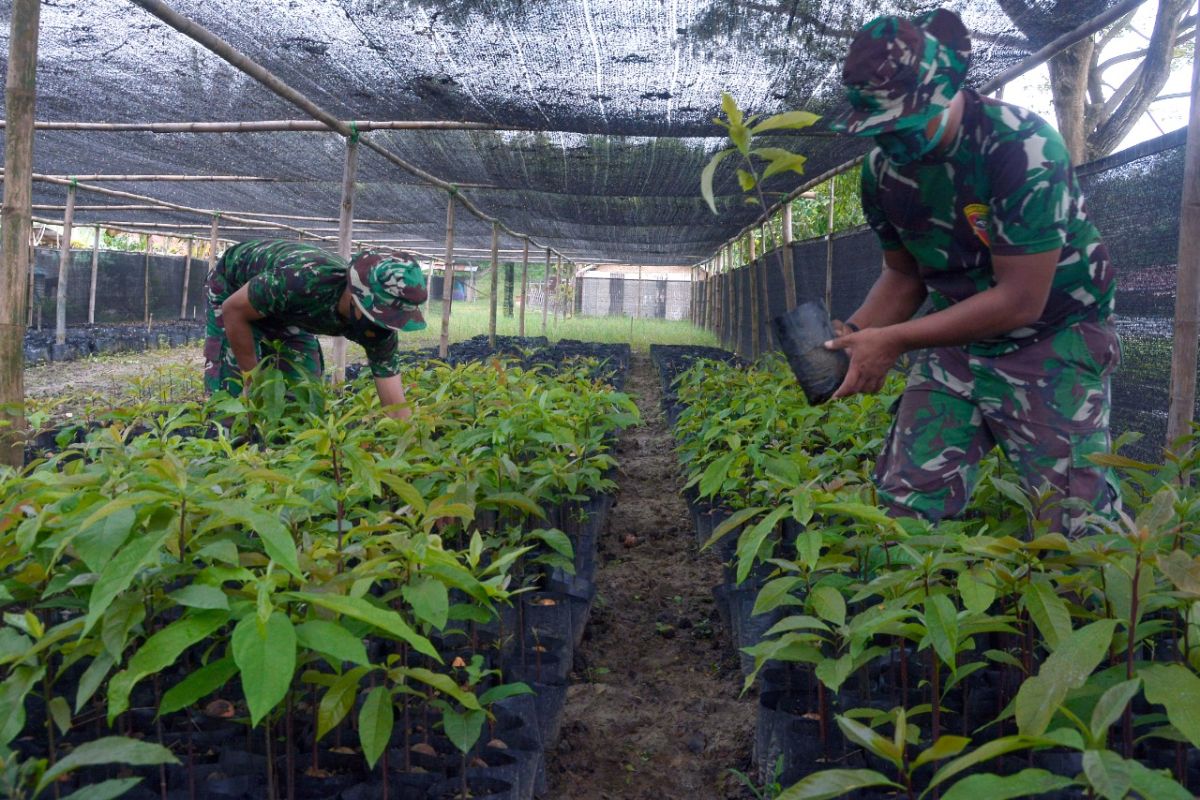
546;353;754;800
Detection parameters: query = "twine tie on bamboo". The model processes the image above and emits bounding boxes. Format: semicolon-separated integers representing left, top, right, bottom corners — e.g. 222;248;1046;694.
347;121;360;144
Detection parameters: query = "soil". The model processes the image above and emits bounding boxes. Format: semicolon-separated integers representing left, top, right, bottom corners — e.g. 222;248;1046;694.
546;353;755;800
24;345;205;404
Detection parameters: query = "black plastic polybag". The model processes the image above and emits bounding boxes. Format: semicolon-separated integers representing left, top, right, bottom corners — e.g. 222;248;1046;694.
771;300;849;405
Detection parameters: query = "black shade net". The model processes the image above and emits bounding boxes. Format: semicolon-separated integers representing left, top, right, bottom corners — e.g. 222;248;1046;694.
0;0;1130;266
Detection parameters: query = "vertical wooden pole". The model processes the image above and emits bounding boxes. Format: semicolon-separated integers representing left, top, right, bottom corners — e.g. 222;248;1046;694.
488;221;499;348
0;0;39;467
1167;21;1200;449
519;238;529;337
825;176;836;313
88;225;100;324
143;234;151;327
554;254;563;324
333;136;359;383
749;227;760;357
438;192;456;359
782;200;797;312
541;249;551;334
54;182;76;345
706;260;714;331
207;215;220;279
180;237;192;319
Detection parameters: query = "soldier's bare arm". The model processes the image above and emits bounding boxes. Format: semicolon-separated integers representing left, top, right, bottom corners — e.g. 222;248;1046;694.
374;374;411;421
220;285;266;377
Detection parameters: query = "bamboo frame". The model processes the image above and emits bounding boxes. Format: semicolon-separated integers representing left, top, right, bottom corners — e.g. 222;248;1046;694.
54;182;76;345
180;238;193;320
781;200;797;313
519;238;530;337
142;235;151;326
439;193;456;360
1;0;38;466
6;119;512;133
541;248;550;334
1167;20;1200;449
88;226;99;324
488;221;500;348
825;177;835;312
749;226;759;357
332;137;359;383
208;215;221;280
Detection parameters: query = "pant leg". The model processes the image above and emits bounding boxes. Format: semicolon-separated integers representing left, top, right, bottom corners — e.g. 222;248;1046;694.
256;325;324;382
874;346;996;523
203;258;243;395
970;321;1122;536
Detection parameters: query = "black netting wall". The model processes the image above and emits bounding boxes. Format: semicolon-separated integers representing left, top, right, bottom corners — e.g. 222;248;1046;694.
702;128;1189;463
30;247;207;327
579;275;691;320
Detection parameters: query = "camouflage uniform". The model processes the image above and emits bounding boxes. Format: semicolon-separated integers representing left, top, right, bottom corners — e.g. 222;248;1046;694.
832;11;1120;535
204;240;425;395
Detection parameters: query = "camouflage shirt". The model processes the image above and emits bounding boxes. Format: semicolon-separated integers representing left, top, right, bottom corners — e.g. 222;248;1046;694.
216;240;404;378
860;88;1116;356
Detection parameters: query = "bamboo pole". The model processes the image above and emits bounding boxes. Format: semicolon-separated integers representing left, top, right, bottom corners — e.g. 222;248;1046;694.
333;136;359;383
208;215;221;279
706;261;714;331
180;237;193;319
541;249;551;334
555;254;564;324
782;201;797;312
825;177;836;313
0;0;39;467
488;221;500;348
88;226;100;324
54;182;76;345
142;235;151;326
749;227;760;358
27;241;35;329
1167;20;1200;450
519;238;530;337
29;203;417;226
438;193;456;360
4;119;512;133
21;173;298;182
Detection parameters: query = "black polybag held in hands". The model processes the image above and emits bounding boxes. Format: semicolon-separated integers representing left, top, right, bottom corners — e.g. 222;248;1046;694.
771;300;849;405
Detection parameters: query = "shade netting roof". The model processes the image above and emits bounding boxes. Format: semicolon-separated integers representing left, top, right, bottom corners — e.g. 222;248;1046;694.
0;0;1128;265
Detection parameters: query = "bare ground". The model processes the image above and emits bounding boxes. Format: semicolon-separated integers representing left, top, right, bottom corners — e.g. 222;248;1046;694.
546;353;755;800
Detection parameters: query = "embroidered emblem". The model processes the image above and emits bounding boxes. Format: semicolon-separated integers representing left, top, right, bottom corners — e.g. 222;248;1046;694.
964;203;991;247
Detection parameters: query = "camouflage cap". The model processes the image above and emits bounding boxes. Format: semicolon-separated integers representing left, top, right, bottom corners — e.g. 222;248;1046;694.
828;8;971;137
348;251;428;333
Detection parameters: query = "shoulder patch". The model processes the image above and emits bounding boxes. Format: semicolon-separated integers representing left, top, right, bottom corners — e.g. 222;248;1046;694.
964;203;991;247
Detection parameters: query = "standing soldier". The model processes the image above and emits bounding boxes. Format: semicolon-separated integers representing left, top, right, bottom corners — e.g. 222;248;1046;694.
204;240;427;419
824;8;1120;535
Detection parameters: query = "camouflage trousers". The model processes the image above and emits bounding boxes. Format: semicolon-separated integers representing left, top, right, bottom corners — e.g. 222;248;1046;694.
203;270;324;396
874;321;1121;536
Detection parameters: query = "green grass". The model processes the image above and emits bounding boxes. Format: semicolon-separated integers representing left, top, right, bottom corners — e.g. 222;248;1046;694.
371;301;719;354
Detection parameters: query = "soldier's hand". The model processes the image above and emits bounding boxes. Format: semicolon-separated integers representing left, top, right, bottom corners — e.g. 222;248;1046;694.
824;326;902;398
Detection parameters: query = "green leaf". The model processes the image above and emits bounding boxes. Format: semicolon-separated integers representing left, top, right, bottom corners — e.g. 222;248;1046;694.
73;507;136;573
777;768;901;800
836;716;901;768
1082;749;1131;800
735;506;790;584
1090;678;1141;744
1022;580;1071;652
927;735;1050;793
699;453;736;498
208;500;301;579
168;584;229;611
531;528;574;561
74;651;114;713
395;666;481;710
1015;619;1117;737
48;695;71;735
158;656;238;717
924;594;959;672
442;708;486;755
36;736;178;794
752;147;809;181
1158;549;1200;597
1127;758;1193;800
940;768;1076;800
700;148;735;215
402;578;450;631
720;92;744;128
702;505;766;551
288;591;440;661
295;620;369;667
231;611;296;726
481;491;545;519
814;653;854;693
58;778;143;800
359;686;394;769
957;569;995;616
107;610;229;722
0;666;43;749
317;666;369;741
477;682;533;707
736;169;757;191
750;110;821;134
911;736;971;770
752;576;805;617
83;528;171;636
1140;663;1200;749
810;586;846;627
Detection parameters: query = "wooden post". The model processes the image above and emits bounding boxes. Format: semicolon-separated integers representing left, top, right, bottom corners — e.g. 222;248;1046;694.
825;176;836;313
180;237;193;319
749;227;760;357
488;221;499;348
554;254;563;324
541;248;550;334
1167;21;1200;449
519;238;529;337
759;239;772;350
706;260;715;331
333;136;359;383
88;225;99;324
142;235;151;326
0;0;39;467
782;200;797;312
54;181;76;344
207;214;220;278
438;192;456;359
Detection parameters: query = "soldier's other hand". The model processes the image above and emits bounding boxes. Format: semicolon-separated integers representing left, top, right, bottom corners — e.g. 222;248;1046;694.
824;326;902;399
830;319;854;337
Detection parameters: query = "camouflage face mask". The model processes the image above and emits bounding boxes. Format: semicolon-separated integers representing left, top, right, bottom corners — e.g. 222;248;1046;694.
874;107;950;165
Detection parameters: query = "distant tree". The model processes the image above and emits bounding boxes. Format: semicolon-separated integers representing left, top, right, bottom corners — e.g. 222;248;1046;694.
1002;0;1196;163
